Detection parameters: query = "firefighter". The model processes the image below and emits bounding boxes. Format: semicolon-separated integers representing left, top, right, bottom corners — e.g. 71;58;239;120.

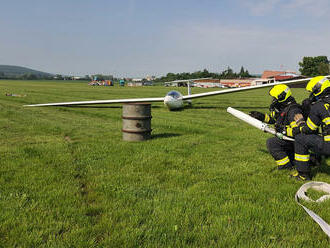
249;84;305;170
292;76;330;180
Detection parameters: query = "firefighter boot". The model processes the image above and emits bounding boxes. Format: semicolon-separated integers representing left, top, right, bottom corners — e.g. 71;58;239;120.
290;171;311;181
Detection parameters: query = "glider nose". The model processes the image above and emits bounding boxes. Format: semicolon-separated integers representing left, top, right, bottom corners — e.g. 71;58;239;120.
164;95;184;110
164;95;173;106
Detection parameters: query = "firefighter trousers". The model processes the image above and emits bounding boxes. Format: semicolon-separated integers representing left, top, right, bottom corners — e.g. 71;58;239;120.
295;134;330;173
266;137;294;168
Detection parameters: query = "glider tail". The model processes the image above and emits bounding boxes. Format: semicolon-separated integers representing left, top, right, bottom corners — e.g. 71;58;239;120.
188;80;191;95
185;80;192;105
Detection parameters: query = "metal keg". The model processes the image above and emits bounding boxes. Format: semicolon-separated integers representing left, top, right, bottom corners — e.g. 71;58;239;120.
122;103;152;141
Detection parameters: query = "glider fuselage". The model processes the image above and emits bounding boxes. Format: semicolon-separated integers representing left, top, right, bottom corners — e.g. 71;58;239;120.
163;90;184;110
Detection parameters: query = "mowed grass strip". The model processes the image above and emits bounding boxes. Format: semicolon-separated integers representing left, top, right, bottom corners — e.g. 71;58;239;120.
0;80;329;247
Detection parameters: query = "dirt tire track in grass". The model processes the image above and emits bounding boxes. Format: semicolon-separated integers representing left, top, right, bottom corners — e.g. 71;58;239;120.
68;140;105;243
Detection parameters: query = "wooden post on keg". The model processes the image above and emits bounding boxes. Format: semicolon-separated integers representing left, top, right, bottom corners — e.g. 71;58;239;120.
122;103;152;141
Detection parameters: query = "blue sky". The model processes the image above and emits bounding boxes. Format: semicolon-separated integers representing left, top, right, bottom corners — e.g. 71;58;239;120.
1;0;330;77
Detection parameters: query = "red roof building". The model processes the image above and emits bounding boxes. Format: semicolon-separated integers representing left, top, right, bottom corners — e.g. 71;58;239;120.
220;79;256;88
262;70;298;79
193;79;222;88
261;70;307;88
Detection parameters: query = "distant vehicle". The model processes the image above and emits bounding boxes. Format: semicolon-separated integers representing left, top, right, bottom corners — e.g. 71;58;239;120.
119;80;125;86
88;80;113;86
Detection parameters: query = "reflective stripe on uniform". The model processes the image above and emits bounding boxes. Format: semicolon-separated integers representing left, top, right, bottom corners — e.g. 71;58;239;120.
323;117;330;125
324;135;330;142
306;117;318;130
264;113;270;123
325;103;329;110
290;121;298;128
295;153;310;162
276;156;290;166
287;127;293;137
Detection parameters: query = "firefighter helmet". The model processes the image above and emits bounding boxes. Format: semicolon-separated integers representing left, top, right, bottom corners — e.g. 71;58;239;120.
269;84;292;103
306;76;330;96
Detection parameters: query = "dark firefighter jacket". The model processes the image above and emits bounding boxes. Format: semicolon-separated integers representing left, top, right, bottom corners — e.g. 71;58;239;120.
303;96;330;141
264;103;304;137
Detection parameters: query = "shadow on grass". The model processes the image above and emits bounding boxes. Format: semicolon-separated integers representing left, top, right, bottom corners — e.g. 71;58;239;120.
187;105;222;110
67;105;121;109
63;105;162;109
167;107;185;112
229;106;269;110
313;159;330;176
152;133;181;139
187;104;269;110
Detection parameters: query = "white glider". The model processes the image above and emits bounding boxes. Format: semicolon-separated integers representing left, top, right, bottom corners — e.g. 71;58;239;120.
25;76;329;110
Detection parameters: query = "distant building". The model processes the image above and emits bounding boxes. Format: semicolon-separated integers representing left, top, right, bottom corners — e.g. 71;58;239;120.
253;78;274;85
220;79;257;88
132;78;143;82
127;81;143;86
262;70;300;81
164;81;189;87
163;70;305;89
193;79;223;88
164;78;221;87
143;81;153;86
261;70;306;87
127;80;153;86
146;75;156;81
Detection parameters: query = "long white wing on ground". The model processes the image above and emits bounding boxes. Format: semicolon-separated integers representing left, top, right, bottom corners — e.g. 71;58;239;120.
25;75;330;107
25;97;165;107
166;78;212;83
182;76;329;100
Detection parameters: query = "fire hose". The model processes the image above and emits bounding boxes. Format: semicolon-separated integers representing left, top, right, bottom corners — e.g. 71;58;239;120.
227;107;330;238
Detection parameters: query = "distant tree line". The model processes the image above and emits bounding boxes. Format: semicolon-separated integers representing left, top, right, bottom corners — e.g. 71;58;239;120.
0;72;54;80
155;56;330;83
1;56;328;81
0;72;118;81
155;66;253;83
299;56;330;76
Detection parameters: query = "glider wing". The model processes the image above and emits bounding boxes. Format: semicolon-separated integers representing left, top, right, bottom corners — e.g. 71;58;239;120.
182;77;319;100
25;97;165;107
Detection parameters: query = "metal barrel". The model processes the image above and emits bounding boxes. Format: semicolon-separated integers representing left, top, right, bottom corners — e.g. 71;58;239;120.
122;103;152;141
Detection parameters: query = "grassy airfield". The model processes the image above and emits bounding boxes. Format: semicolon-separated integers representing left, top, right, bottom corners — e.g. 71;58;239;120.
0;80;329;247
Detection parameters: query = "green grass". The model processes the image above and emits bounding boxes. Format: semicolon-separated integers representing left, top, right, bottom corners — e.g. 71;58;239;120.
0;80;329;247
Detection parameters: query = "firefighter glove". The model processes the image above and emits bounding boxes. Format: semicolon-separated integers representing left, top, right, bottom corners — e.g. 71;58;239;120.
299;124;310;134
249;111;265;121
